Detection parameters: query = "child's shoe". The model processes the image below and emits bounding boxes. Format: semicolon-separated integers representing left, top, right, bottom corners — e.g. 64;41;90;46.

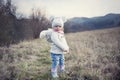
59;69;70;78
51;72;59;78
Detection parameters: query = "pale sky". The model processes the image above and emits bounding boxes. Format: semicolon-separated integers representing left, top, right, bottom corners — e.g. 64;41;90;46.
12;0;120;18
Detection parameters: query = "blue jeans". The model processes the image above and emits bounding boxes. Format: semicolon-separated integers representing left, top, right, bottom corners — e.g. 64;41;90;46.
51;53;65;77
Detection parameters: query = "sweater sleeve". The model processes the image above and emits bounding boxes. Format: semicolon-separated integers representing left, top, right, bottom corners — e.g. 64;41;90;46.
51;32;68;51
39;30;47;39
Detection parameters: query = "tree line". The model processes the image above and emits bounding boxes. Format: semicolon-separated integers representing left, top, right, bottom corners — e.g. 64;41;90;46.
0;0;51;46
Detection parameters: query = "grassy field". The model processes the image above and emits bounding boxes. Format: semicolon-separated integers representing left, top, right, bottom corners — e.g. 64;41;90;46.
0;27;120;80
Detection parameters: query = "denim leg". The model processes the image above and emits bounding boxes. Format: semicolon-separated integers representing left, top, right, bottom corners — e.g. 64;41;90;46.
51;53;59;77
59;54;65;72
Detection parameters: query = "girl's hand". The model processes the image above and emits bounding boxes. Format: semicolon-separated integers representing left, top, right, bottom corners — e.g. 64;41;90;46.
64;50;69;54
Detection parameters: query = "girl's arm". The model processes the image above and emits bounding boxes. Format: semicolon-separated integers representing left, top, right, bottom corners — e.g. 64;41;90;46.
39;30;47;39
51;32;69;51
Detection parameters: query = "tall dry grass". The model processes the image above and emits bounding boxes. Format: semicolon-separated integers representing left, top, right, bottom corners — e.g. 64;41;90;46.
65;27;120;80
0;27;120;80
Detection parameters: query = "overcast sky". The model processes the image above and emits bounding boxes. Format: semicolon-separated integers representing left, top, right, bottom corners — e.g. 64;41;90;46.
13;0;120;18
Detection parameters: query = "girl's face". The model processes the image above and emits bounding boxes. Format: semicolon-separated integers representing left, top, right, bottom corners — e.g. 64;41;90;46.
53;25;63;31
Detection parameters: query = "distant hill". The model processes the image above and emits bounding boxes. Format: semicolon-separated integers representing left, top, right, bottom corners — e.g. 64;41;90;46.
64;13;120;32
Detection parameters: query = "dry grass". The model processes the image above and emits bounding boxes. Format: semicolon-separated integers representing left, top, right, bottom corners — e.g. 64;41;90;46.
0;27;120;80
65;27;120;80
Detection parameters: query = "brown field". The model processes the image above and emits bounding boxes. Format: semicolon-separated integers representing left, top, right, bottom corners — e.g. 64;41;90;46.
0;27;120;80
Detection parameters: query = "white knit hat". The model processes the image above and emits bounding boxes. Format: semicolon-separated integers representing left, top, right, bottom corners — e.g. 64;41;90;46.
52;17;64;28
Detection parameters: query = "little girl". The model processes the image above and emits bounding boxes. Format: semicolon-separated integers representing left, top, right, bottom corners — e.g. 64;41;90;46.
40;17;69;78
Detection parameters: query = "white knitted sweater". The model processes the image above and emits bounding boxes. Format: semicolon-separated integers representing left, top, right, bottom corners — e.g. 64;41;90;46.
40;29;69;54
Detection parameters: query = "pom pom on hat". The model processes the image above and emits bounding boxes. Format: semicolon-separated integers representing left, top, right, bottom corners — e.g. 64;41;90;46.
52;17;64;28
